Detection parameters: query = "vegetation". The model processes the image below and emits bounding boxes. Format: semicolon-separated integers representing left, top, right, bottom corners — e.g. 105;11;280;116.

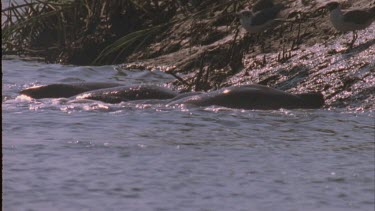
2;0;243;65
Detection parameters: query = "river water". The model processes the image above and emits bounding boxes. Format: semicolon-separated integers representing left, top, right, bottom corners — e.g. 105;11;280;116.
2;57;374;211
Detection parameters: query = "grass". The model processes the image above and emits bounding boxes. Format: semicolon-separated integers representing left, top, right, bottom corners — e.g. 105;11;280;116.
2;0;244;65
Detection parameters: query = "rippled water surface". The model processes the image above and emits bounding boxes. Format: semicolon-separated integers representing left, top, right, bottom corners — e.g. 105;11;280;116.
2;58;375;211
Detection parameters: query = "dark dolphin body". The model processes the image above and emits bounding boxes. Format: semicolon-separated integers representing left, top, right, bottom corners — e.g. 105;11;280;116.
20;82;121;99
168;84;324;110
20;83;324;109
72;85;178;103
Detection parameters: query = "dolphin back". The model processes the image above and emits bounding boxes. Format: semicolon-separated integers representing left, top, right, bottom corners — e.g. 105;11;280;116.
295;93;324;109
169;84;324;110
73;85;178;104
20;82;121;99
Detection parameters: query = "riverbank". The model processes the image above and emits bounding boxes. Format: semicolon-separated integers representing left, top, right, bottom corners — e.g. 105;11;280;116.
121;0;374;110
2;0;375;110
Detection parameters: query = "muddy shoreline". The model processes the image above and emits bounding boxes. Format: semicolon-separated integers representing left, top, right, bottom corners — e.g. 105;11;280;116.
122;0;375;110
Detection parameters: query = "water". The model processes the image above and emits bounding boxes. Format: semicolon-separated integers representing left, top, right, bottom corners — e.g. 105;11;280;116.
2;57;375;211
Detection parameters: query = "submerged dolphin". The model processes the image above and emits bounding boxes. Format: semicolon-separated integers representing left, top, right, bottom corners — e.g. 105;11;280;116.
168;84;324;110
20;83;324;109
20;82;121;99
72;85;178;104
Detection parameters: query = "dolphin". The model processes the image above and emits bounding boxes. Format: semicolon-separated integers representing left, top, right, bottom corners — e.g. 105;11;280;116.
168;84;324;110
20;82;121;99
72;85;178;104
